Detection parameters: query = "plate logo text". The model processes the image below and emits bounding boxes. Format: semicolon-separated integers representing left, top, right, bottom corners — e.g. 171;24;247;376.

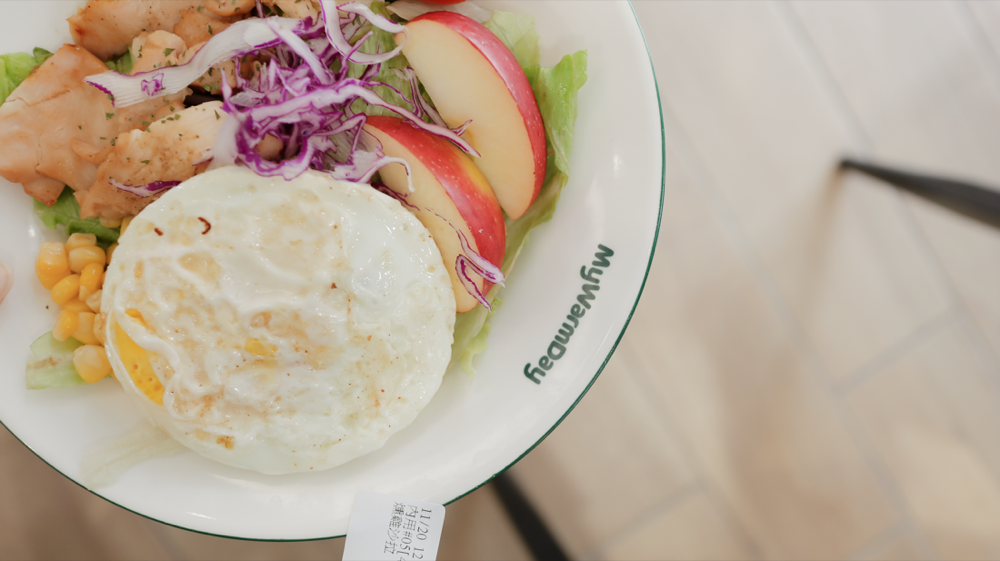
524;244;614;384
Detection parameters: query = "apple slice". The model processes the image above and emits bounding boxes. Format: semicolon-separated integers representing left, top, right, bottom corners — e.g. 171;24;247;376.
364;115;506;313
397;11;546;220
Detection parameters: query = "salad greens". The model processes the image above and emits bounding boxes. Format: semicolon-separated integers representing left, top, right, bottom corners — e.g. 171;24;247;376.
2;45;131;105
484;11;540;85
348;1;419;118
34;187;120;247
450;12;588;374
9;4;585;379
0;47;52;104
11;46;123;249
25;332;86;389
105;49;135;75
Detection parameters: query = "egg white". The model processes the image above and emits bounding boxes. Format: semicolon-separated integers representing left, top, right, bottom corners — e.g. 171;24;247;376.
101;167;456;474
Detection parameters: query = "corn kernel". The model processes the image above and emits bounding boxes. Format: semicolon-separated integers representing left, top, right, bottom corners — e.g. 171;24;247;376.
80;262;103;293
53;309;79;341
93;311;106;344
36;242;69;276
85;289;103;313
106;243;118;265
36;265;68;290
61;299;91;314
65;233;97;253
120;216;134;235
99;216;122;228
68;246;106;273
73;345;112;383
73;312;100;345
51;274;81;305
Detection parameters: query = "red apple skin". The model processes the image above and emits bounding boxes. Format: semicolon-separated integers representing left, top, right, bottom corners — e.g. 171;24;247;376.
364;115;505;312
401;11;547;220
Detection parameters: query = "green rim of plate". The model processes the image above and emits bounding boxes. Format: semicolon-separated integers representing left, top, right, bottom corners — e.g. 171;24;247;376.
0;1;666;543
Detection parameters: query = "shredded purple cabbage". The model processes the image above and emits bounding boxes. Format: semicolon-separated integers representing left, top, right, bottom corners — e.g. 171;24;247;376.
205;5;478;182
456;255;493;311
423;208;505;311
455;229;504;285
373;182;420;211
454;231;503;311
108;179;181;198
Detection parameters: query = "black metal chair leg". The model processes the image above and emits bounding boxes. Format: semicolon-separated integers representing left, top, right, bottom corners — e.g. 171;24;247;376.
840;158;1000;230
491;471;571;561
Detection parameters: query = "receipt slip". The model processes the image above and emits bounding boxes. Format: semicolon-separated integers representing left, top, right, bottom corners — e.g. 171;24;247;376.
343;491;446;561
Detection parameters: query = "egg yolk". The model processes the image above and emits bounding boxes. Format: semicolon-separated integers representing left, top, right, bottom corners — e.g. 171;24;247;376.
114;310;165;405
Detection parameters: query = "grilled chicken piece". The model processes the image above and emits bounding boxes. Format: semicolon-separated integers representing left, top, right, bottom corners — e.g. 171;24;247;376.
0;44;188;206
266;0;321;19
0;45;119;204
204;0;321;19
79;101;286;219
205;0;256;17
117;91;190;134
173;8;234;46
68;0;206;60
78;102;227;219
130;30;187;75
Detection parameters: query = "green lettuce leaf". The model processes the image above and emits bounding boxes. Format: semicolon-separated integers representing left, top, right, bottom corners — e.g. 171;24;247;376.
0;47;52;104
105;49;135;74
26;332;86;390
483;11;540;85
451;295;500;374
34;187;120;246
348;1;419;118
535;50;588;179
449;13;588;374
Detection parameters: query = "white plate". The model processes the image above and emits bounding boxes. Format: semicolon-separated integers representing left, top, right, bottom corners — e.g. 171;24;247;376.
0;0;663;540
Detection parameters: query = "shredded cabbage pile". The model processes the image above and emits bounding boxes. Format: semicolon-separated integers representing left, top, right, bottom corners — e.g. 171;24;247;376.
86;1;475;186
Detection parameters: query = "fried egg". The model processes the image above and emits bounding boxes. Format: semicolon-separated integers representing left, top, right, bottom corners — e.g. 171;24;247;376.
101;166;456;474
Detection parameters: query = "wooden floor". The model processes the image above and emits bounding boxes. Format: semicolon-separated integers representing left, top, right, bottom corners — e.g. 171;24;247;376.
6;1;1000;559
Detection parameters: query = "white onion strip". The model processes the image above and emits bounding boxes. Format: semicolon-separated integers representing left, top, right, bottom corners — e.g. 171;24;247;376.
109;179;182;198
392;66;447;128
425;209;505;310
348;85;479;157
320;0;408;64
329;150;412;186
456;255;493;311
456;229;504;285
85;17;307;108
